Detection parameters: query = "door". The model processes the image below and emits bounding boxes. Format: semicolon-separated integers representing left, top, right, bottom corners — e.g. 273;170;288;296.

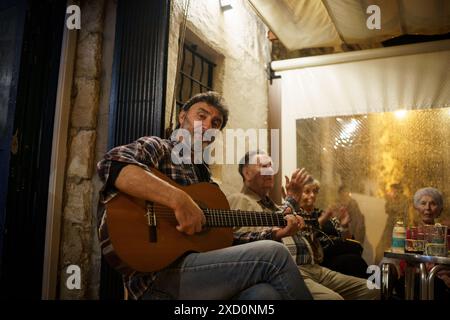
0;0;65;299
100;0;170;299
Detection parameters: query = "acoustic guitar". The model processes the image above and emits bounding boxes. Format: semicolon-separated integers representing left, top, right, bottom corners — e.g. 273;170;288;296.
104;168;289;273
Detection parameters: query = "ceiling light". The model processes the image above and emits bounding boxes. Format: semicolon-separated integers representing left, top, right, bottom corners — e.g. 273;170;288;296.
394;109;407;119
220;0;233;10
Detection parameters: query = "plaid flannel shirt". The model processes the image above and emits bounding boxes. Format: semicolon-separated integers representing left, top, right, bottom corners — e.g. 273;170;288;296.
228;187;324;265
283;208;325;265
284;208;351;265
97;136;274;300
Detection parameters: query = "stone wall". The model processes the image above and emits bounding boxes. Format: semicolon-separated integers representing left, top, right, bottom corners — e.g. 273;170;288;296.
166;0;272;197
59;0;105;299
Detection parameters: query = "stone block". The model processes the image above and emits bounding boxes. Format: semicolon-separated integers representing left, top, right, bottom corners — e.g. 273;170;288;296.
67;130;96;178
72;77;100;128
75;31;102;78
64;180;93;224
81;0;105;33
61;221;85;264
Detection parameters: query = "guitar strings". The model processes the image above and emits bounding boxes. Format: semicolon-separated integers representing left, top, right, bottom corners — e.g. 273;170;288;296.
147;205;286;219
148;204;286;216
143;212;287;224
136;204;288;226
122;205;335;235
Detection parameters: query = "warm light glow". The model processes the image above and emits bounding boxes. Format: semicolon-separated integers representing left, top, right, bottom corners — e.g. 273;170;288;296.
394;109;407;119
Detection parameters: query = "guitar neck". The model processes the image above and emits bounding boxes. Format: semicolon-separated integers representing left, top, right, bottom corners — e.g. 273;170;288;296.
203;209;287;228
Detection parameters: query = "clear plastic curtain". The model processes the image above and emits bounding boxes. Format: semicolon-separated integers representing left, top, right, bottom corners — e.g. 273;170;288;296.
277;48;450;265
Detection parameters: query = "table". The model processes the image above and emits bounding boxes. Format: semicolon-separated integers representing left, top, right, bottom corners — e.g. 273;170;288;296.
382;250;450;300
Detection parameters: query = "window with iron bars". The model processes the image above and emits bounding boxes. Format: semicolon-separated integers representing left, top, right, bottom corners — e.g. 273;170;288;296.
176;43;216;110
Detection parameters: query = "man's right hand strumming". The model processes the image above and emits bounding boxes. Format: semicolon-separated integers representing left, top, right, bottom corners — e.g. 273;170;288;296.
172;190;206;235
115;164;206;236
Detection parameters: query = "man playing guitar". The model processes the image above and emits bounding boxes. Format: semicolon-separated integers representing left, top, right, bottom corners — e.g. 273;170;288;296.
97;91;313;300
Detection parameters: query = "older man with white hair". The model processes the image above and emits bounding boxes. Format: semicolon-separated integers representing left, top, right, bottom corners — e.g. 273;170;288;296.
228;150;379;300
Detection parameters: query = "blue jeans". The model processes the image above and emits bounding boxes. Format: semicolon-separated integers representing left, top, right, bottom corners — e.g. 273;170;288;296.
141;240;312;300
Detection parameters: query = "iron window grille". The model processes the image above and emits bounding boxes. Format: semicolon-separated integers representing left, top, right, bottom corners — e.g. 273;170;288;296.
176;43;216;110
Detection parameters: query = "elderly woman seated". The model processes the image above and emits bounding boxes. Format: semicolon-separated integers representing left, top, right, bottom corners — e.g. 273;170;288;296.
298;179;369;279
383;187;450;300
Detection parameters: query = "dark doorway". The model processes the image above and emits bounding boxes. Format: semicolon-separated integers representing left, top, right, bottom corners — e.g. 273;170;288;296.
0;0;65;298
100;0;170;299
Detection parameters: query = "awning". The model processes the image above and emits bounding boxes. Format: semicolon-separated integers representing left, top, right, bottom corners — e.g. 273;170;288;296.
248;0;450;50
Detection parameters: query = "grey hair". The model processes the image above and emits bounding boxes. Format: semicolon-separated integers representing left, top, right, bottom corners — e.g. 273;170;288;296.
238;149;267;181
177;91;229;130
413;187;443;211
305;178;320;189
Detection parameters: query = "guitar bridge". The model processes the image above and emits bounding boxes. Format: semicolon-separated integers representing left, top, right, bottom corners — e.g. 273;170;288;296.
146;202;157;243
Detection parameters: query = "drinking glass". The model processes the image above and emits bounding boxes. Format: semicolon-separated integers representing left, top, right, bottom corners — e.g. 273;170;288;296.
423;224;448;257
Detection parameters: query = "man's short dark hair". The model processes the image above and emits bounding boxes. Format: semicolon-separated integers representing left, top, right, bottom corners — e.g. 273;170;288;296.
238;150;266;181
180;91;229;130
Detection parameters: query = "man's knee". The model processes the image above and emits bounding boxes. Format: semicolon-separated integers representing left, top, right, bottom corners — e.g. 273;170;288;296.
252;240;291;260
303;278;344;300
320;291;344;300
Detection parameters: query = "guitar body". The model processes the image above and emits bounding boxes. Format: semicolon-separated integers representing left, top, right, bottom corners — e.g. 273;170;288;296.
105;171;233;273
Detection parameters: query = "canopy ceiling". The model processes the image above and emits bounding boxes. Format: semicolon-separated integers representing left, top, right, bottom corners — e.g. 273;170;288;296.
248;0;450;51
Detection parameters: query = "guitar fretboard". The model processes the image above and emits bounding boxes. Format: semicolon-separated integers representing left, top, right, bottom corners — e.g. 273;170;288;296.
203;209;287;227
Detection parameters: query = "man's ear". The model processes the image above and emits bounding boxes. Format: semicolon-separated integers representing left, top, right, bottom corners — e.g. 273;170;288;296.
242;166;252;182
178;110;186;127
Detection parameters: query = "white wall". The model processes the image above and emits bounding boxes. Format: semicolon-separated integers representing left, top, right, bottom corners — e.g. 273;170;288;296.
352;193;387;265
166;0;272;196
